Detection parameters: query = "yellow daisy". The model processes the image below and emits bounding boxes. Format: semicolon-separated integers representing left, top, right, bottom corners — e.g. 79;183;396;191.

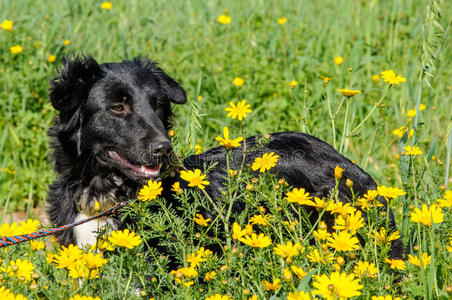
251;152;279;173
194;213;210;227
403;145;422;156
225;99;252;120
285;188;314;205
239;233;272;248
326;231;360;251
109;229;142;249
180;169;210;189
217;15;231;24
215;127;243;149
410;204;444;226
381;69;406;85
336;88;361;98
313;271;363;299
138;179;163;201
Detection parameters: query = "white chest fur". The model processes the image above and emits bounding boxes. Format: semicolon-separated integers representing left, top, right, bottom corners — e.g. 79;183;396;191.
73;213;118;248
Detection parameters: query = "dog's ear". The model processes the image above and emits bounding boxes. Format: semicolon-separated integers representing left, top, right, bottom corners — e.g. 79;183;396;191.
158;71;187;104
50;56;103;112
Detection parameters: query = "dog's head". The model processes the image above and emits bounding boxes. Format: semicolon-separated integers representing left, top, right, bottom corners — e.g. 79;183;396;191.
50;55;186;183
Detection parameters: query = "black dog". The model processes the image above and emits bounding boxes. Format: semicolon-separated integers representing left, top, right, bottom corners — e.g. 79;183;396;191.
47;56;401;257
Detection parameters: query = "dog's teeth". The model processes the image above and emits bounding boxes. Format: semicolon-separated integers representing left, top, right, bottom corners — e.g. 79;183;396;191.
141;166;145;172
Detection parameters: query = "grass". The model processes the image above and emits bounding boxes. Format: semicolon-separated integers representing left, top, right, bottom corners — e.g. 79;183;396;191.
0;0;451;299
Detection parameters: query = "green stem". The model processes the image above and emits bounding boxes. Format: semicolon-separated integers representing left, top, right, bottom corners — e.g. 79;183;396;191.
326;85;337;148
350;85;391;136
339;99;351;153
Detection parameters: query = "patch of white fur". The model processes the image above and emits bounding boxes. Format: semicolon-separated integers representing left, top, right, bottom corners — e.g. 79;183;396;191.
74;213;118;248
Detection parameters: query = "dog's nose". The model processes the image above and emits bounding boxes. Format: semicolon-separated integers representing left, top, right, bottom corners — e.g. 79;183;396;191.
151;141;172;156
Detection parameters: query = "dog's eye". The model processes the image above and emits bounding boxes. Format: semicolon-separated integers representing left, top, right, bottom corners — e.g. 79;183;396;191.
111;104;125;112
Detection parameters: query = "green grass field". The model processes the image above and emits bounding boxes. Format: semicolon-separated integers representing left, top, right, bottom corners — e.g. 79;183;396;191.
0;0;451;299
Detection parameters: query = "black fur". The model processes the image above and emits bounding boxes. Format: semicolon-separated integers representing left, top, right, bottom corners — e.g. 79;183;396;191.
47;56;402;257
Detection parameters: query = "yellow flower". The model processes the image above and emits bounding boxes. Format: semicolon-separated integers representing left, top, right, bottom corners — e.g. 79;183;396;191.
392;126;414;138
407;253;431;269
289;80;298;89
216;127;243;149
233;77;244;86
336;88;361;98
285;188;314;205
326;231;360;252
410;204;444;226
239;233;272;248
217;15;231;24
94;200;101;211
436;190;452;208
196;246;212;259
283;267;293;281
377;185;406;199
384;258;406;270
64;40;71;46
320;75;333;84
334;56;344;65
138;179;163;201
313;271;363;299
262;278;281;291
194;213;210;226
333;210;365;234
0;287;13;298
305;197;328;211
18;219;40;234
186;252;207;268
290;265;307;279
225;99;252;120
53;244;83;269
313;228;331;241
406;104;426;118
69;295;101;300
326;201;355;217
92;237;115;251
0;222;20;236
100;1;113;10
1;19;13;31
109;229;142;249
403;145;422;155
30;240;46;251
277;17;287;25
171;181;183;193
380;69;406;85
372;74;380;81
287;290;311;300
251;152;279;173
7;259;35;281
372;227;400;246
205;271;217;281
48;54;57;63
170;266;198;287
249;214;271;226
83;252;108;269
232;222;246;240
180;169;210;189
353;261;379;278
273;242;304;262
205;294;231;300
10;45;23;54
307;248;334;264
